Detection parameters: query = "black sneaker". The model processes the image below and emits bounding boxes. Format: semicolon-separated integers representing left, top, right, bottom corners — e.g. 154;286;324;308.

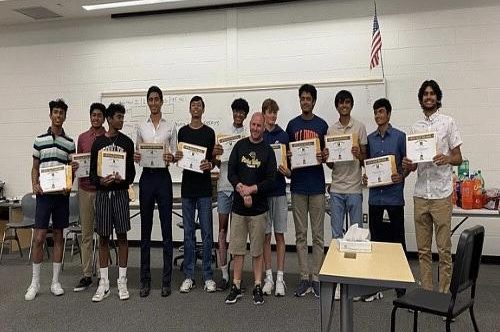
225;284;242;304
217;278;230;291
73;277;92;292
253;285;264;305
294;279;311;297
311;281;320;298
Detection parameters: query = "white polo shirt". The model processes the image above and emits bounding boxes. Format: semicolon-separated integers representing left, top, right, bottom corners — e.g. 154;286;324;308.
411;110;462;199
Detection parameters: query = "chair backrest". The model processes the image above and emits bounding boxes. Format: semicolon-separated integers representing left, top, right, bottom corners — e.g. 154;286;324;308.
21;193;37;222
449;225;485;295
68;192;80;225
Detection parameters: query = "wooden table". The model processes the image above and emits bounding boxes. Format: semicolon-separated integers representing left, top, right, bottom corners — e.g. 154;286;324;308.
319;241;414;332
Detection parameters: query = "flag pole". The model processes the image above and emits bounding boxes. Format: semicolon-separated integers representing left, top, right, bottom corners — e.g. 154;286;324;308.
374;0;385;78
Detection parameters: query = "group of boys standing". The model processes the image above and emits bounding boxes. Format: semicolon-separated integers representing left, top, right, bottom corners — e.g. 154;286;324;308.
25;79;462;307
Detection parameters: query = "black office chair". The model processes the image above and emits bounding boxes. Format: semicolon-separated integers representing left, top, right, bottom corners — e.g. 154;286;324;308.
390;225;485;332
173;221;217;270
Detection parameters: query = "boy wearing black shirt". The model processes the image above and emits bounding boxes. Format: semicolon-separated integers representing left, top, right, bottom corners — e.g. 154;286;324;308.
89;103;135;302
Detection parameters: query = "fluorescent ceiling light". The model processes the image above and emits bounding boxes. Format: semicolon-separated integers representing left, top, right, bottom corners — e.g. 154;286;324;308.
83;0;186;11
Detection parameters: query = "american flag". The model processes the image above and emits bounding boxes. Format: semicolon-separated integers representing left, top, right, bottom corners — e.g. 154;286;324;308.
370;8;382;69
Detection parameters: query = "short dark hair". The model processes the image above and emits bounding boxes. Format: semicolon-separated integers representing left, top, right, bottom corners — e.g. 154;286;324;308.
261;98;279;113
298;84;317;102
231;98;249;115
49;99;68;114
418;80;442;109
372;98;392;114
190;95;205;109
334;90;354;108
89;102;106;116
105;103;126;118
147;85;163;101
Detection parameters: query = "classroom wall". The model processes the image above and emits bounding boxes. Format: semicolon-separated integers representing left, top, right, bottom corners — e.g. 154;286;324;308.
1;0;499;254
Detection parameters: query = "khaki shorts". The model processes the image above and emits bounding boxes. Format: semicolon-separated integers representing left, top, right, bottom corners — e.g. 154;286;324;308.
229;212;266;257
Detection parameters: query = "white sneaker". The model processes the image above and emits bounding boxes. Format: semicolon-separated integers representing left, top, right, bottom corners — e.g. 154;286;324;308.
362;291;383;302
180;278;195;293
204;279;217;293
275;279;286;297
117;277;129;300
50;282;64;296
92;278;110;302
334;284;340;300
262;277;274;295
25;283;40;301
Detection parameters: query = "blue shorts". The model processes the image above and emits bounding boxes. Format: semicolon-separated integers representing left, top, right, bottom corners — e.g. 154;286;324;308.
217;191;234;215
35;194;69;230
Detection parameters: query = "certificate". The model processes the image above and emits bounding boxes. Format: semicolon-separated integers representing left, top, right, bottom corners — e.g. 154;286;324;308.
40;165;72;193
97;150;127;177
364;155;397;188
138;143;165;168
177;142;207;174
71;153;91;178
406;132;437;163
216;134;244;162
289;138;320;169
271;144;287;169
325;134;358;162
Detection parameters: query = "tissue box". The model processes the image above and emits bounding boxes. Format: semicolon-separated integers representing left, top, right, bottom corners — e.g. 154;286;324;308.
338;239;372;253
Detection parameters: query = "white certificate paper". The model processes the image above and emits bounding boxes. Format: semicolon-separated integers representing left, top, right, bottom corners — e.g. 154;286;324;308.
271;144;287;169
40;165;72;192
217;134;244;162
98;150;127;177
406;132;437;163
325;134;355;162
138;143;165;168
364;155;396;188
289;138;320;169
72;153;91;178
177;142;207;174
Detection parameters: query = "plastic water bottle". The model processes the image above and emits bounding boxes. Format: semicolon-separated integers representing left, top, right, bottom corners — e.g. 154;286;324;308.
458;159;469;179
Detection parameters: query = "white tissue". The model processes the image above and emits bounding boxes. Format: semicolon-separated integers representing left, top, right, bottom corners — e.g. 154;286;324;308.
343;224;370;242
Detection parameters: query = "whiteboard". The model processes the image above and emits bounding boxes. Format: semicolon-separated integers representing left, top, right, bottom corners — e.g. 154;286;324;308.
102;79;386;183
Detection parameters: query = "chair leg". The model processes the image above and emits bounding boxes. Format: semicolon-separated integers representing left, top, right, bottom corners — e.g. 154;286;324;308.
92;232;97;276
390;306;398;332
470;306;479;332
446;320;451;332
62;232;68;270
45;239;50;259
76;235;82;263
28;229;34;262
14;229;23;258
0;228;7;263
413;311;418;332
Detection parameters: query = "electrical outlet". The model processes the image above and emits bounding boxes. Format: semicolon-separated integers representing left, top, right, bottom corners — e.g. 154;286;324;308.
363;213;368;223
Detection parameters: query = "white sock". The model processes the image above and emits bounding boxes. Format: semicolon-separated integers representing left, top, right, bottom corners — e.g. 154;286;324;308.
100;267;109;281
32;263;41;285
277;270;284;282
221;264;229;281
52;262;61;284
265;269;273;281
119;267;127;279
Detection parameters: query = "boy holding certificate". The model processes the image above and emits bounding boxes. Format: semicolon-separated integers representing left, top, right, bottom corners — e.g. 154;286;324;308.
175;96;217;293
134;86;177;298
73;102;106;292
212;98;249;291
285;84;329;298
363;98;408;300
261;99;290;297
89;103;135;302
25;99;77;301
403;80;463;294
